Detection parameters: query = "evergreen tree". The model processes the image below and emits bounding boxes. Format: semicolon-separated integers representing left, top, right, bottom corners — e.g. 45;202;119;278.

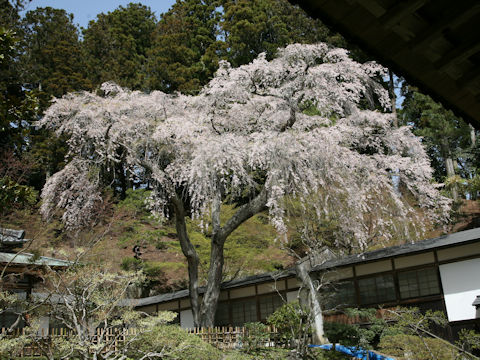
145;0;221;94
82;3;156;90
400;87;473;199
21;7;91;103
220;0;344;67
0;0;38;211
0;0;29;154
18;7;90;189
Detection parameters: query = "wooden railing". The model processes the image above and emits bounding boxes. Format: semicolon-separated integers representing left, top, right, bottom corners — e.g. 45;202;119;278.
186;326;279;349
1;327;139;357
1;325;280;355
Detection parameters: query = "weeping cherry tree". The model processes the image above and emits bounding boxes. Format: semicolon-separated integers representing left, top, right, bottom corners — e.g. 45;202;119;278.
38;43;450;328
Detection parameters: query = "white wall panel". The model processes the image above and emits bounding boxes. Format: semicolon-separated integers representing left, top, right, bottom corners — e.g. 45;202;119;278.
439;258;480;321
180;309;194;328
286;291;298;303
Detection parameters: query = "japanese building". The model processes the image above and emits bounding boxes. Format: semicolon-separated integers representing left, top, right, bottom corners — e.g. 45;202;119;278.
133;228;480;337
0;227;71;329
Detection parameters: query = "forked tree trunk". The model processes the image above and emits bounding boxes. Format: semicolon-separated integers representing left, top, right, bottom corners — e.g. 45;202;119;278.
199;189;268;327
199;233;226;326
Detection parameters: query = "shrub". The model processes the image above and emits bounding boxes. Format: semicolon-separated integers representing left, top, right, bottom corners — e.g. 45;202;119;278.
128;325;221;360
241;322;270;353
115;188;151;218
121;257;142;271
324;322;359;347
378;334;458;360
457;328;480;354
267;301;311;348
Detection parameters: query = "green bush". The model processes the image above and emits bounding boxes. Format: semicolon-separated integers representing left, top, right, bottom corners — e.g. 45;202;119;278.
241;322;270;353
457;328;480;354
378;334;458;360
267;301;311;348
324;322;359;347
143;261;166;278
121;257;142;271
128;325;221;360
115;188;151;218
226;348;297;359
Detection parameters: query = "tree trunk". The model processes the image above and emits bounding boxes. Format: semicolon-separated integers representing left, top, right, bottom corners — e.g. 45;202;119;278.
117;162;127;200
199;188;268;327
388;70;398;128
470;124;476;147
296;258;327;344
171;195;200;326
199;232;226;327
442;141;458;200
445;156;458;200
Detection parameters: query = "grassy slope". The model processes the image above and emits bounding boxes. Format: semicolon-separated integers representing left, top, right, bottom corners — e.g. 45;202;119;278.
1;189;292;295
3;188;478;296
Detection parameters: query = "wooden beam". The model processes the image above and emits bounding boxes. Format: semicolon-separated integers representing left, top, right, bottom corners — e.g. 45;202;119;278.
409;2;480;51
435;40;480;70
379;0;427;29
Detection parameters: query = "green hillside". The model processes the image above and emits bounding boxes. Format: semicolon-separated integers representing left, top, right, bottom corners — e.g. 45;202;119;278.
2;188;291;296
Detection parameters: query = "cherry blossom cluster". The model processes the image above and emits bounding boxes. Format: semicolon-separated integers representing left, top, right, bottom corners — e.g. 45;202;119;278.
39;43;450;247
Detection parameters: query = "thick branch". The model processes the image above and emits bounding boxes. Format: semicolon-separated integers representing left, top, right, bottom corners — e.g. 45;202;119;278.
199;187;268;326
171;194;200;326
218;187;268;240
279;107;297;132
211;191;221;234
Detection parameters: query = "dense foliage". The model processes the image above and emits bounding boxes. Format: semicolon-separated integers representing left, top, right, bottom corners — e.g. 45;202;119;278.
400;85;480;200
82;3;156;90
1;0;476;203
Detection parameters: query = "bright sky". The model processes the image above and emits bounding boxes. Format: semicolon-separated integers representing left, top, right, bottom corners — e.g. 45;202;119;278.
21;0;177;28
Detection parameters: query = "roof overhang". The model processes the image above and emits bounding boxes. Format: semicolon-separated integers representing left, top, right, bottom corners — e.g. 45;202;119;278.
290;0;480;128
0;252;72;268
133;228;480;307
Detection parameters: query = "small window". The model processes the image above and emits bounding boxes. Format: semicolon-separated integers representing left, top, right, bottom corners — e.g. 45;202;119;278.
324;280;356;309
358;274;396;305
231;299;257;326
398;267;439;299
259;293;283;321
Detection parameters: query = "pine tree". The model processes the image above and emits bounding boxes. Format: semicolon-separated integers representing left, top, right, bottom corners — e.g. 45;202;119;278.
82;3;156;90
400;87;472;199
145;0;221;94
220;0;344;67
18;7;91;189
21;7;91;103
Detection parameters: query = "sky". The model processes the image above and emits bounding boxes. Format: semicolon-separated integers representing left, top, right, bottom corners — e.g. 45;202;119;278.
21;0;177;28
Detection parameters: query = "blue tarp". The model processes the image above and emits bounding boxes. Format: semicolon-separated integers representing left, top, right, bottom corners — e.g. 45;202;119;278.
309;344;395;360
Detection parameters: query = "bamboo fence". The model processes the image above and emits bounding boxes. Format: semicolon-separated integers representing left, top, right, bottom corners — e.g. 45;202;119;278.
186;326;279;349
0;327;139;357
1;325;280;355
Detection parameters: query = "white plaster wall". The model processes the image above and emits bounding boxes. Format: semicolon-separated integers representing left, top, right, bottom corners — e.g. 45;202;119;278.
286;290;298;303
180;309;194;328
37;316;50;336
439;258;480;322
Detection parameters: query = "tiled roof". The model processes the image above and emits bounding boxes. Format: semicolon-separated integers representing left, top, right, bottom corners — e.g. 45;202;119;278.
0;252;71;267
132;228;480;307
312;227;480;272
0;228;29;247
